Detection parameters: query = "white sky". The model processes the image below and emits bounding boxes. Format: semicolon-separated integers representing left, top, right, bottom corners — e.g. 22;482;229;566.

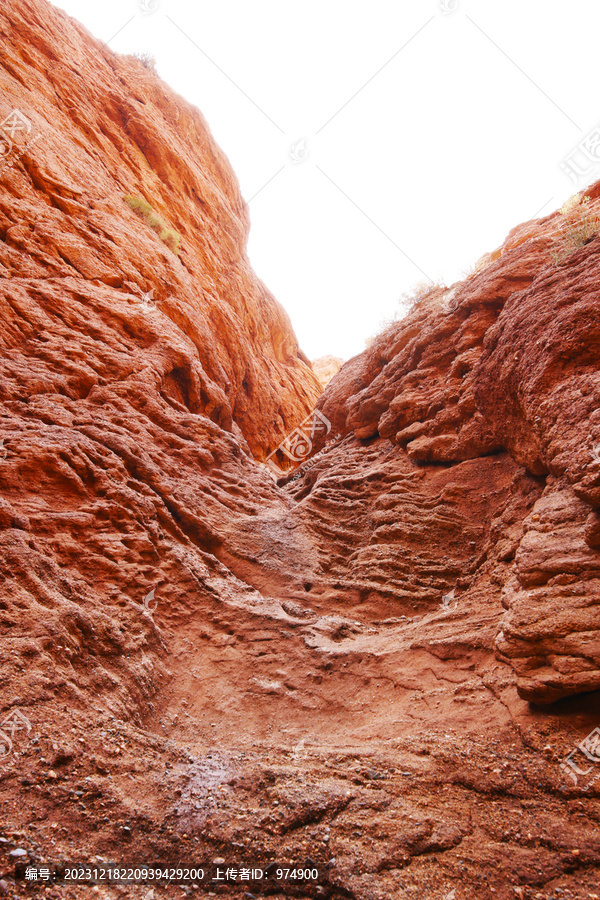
49;0;600;361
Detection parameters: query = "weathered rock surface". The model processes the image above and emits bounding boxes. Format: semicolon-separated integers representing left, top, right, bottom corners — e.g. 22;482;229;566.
0;0;320;462
2;1;600;898
315;205;600;706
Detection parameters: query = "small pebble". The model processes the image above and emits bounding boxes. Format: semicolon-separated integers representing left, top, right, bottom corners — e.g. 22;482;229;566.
9;848;27;858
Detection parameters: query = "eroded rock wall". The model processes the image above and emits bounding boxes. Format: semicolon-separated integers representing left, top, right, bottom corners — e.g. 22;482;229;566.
2;2;600;895
0;0;319;722
314;205;600;704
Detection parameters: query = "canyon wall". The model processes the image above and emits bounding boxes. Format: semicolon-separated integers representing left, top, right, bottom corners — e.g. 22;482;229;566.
1;1;600;897
0;0;321;720
312;201;600;705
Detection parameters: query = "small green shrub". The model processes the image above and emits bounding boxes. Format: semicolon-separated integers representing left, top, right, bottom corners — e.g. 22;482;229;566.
123;194;181;255
159;228;181;255
550;195;600;265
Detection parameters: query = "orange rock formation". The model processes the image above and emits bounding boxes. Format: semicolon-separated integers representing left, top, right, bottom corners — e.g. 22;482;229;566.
1;2;600;898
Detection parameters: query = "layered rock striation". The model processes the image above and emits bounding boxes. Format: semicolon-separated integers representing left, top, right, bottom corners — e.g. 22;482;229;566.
314;202;600;704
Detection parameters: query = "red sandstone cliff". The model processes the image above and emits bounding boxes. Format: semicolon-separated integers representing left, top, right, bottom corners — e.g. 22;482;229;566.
0;0;320;461
312;199;600;706
1;1;600;898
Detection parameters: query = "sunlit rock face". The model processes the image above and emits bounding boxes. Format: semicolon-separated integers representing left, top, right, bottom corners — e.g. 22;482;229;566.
0;0;322;751
0;0;320;461
314;203;600;704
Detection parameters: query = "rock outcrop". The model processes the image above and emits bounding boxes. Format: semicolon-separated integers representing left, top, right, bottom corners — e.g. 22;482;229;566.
0;0;320;463
314;203;600;705
2;1;600;898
